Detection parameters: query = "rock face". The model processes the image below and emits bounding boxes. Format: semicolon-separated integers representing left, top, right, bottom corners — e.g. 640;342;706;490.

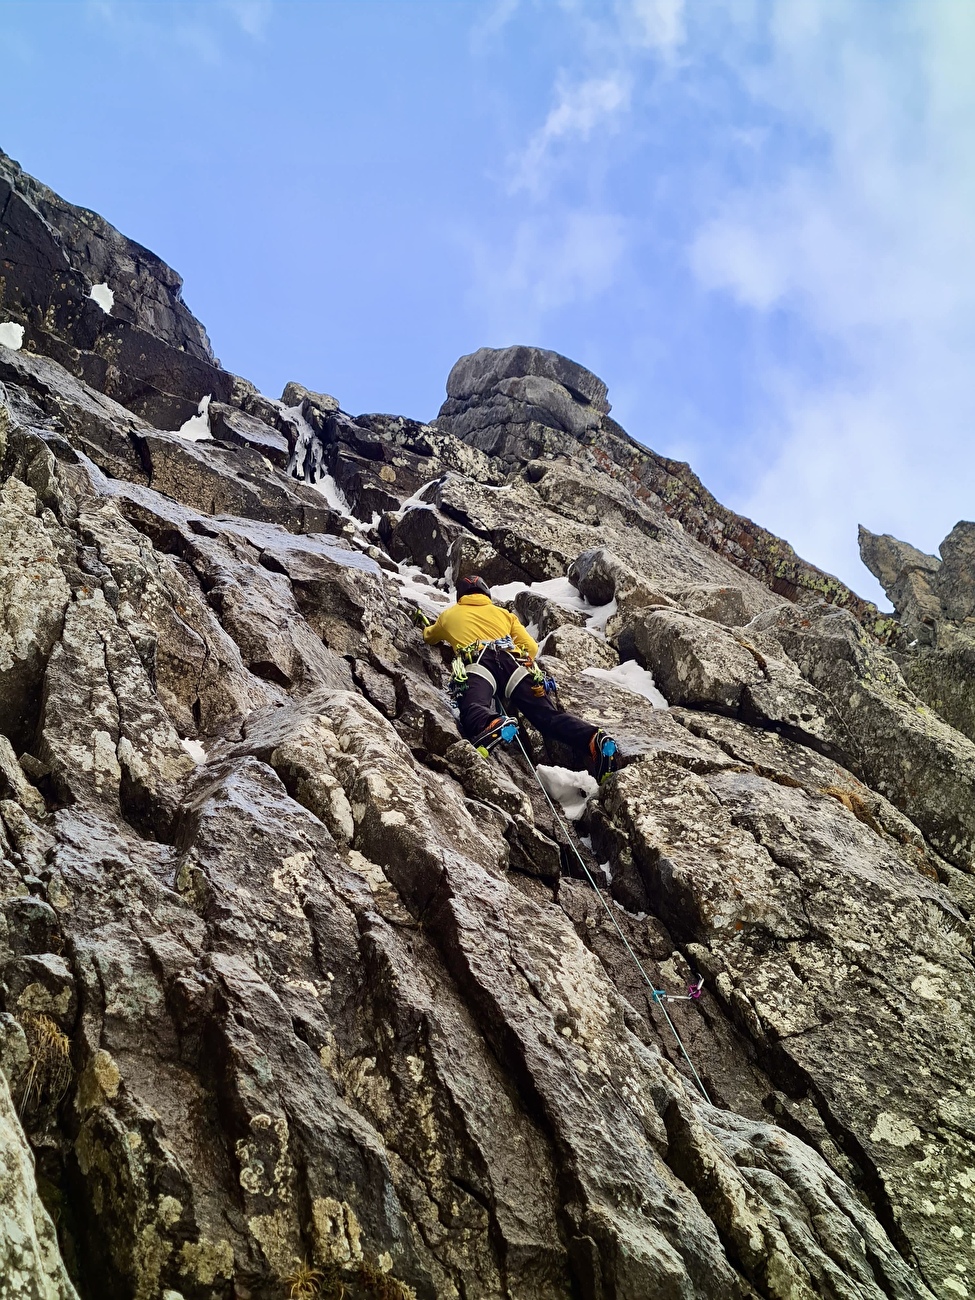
860;523;975;745
0;154;971;1300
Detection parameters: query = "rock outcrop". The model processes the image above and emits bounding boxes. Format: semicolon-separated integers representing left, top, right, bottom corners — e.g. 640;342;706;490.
860;523;975;745
0;151;972;1300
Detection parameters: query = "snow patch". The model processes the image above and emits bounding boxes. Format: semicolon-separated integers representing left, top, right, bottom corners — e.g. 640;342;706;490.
491;575;615;634
390;561;451;616
89;282;115;313
583;660;669;708
535;765;599;821
394;479;441;516
585;596;617;634
176;395;211;441
0;322;24;350
181;738;207;764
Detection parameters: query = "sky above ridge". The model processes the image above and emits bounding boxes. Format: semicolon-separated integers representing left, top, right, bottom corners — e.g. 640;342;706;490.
3;0;974;605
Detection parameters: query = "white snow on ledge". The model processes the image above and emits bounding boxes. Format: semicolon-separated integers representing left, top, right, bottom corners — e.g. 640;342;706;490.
0;322;25;350
491;575;616;634
89;282;115;313
175;394;212;441
180;738;207;764
535;765;599;821
583;660;669;708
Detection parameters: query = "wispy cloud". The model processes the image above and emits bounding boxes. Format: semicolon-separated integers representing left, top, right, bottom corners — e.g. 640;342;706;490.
465;211;629;341
466;0;682;344
512;73;632;195
689;0;975;588
470;0;522;49
222;0;273;39
619;0;685;52
84;0;273;64
510;0;685;193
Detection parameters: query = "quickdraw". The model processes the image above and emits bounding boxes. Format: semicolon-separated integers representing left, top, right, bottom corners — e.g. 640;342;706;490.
649;977;705;1003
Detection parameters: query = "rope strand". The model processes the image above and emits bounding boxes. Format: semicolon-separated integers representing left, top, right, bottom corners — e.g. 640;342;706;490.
513;734;713;1105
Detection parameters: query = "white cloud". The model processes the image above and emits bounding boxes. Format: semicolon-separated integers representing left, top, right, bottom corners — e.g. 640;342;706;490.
509;0;686;194
85;0;271;61
222;0;273;38
471;0;522;48
689;0;975;593
621;0;684;52
513;74;631;194
466;211;629;341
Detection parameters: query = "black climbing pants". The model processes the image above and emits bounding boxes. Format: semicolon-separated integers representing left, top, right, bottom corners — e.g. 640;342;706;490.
458;648;597;760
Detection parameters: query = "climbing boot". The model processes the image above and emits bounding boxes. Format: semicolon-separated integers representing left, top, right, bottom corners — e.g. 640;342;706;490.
589;729;619;783
473;716;519;758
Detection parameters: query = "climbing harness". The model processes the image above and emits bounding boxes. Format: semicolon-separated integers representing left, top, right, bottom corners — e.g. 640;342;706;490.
448;636;557;720
512;732;712;1105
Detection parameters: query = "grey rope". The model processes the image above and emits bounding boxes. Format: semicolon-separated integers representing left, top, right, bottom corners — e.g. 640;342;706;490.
513;733;713;1105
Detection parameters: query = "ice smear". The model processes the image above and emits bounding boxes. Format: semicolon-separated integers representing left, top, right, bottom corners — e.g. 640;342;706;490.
583;660;669;708
309;467;353;515
285;404;373;529
535;764;599;821
176;394;211;441
181;738;207;764
491;575;615;634
597;861;613;885
285;406;329;491
89;282;114;313
0;322;25;350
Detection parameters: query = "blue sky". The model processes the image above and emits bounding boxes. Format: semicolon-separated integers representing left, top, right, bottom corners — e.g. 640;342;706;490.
3;1;975;604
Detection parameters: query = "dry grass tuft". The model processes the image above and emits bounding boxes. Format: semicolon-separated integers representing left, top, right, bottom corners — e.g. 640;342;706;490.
285;1261;326;1298
820;785;884;836
17;1012;71;1115
283;1259;416;1300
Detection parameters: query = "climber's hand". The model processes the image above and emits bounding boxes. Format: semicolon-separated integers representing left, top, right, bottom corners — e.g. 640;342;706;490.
412;608;433;629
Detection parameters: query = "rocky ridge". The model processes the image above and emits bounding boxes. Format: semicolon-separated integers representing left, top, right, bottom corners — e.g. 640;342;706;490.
0;149;973;1300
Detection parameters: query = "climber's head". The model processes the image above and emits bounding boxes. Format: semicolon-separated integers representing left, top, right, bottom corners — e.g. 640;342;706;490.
456;574;491;601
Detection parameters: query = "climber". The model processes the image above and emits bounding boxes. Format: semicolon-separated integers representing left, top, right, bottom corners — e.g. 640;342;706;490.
414;575;619;780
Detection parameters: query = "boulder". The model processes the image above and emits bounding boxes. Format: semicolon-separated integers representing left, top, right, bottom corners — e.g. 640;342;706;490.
663;583;756;627
937;520;975;621
540;624;619;676
568;548;677;626
208;401;292;468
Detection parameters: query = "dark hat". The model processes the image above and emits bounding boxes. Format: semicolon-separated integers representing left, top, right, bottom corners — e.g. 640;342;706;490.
456;574;491;599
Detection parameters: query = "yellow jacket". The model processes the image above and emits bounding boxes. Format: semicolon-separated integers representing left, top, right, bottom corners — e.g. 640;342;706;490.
423;593;539;656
